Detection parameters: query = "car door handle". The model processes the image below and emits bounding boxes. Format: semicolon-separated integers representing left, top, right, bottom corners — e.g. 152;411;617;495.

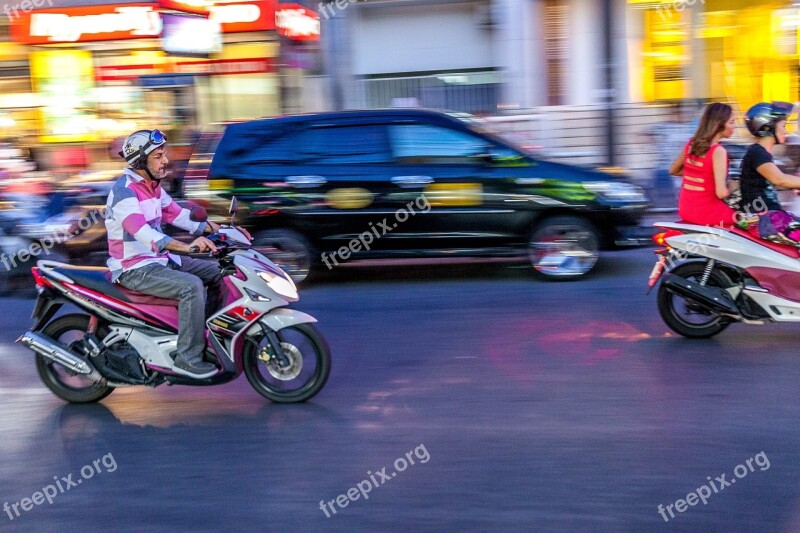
391;175;434;187
285;175;327;188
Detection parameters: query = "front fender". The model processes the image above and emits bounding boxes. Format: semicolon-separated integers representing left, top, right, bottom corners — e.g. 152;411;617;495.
258;308;317;331
232;308;318;372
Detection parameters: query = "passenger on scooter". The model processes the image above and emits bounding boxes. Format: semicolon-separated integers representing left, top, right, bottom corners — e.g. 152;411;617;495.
669;102;738;228
105;130;245;376
739;102;800;245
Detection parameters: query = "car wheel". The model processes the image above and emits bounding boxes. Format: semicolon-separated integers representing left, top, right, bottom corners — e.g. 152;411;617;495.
251;229;315;284
528;216;600;280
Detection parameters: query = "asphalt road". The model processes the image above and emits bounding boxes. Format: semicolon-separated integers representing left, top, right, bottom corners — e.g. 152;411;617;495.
1;248;800;532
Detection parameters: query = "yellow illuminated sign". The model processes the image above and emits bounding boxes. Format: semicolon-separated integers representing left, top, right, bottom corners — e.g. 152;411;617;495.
208;179;234;191
30;50;97;143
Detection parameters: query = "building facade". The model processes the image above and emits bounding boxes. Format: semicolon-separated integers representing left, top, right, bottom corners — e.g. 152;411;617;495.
320;0;631;113
321;0;800;114
627;0;800;112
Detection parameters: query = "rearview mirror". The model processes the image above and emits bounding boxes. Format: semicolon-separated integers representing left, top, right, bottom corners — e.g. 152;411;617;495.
229;196;238;226
468;152;495;165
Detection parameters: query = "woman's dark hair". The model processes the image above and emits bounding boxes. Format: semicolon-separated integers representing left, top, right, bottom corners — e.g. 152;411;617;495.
689;103;733;157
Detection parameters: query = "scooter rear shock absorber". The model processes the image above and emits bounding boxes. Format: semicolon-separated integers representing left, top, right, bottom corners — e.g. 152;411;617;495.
699;259;715;286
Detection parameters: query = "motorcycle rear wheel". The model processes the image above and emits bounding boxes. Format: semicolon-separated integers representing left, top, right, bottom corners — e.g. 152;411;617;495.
35;314;114;403
243;323;331;403
657;262;733;339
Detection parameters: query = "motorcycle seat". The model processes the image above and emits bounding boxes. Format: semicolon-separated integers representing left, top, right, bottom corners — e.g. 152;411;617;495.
728;227;800;259
49;265;179;306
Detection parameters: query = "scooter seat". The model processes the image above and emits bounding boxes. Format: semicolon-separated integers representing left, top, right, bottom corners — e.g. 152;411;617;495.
728;228;800;259
49;265;179;306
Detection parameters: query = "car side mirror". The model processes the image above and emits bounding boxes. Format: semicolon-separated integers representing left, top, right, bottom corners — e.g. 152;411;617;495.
469;152;495;165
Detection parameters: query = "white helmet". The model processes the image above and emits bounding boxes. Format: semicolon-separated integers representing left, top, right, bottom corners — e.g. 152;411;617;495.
118;129;167;168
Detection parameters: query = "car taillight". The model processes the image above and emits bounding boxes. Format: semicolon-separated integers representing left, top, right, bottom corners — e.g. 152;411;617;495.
653;229;684;247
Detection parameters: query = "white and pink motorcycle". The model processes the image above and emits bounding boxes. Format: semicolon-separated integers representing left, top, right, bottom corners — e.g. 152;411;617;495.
17;198;331;403
649;221;800;338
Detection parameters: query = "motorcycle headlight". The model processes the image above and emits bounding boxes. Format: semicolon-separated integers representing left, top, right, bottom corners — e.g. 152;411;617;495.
257;269;298;300
583;181;648;203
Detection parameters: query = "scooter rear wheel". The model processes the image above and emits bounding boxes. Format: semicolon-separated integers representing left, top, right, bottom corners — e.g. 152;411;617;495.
657;262;733;339
35;314;114;403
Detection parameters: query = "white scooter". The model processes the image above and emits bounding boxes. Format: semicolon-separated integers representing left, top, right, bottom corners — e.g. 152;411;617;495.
648;221;800;338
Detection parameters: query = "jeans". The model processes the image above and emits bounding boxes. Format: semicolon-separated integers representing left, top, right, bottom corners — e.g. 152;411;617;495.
117;258;223;363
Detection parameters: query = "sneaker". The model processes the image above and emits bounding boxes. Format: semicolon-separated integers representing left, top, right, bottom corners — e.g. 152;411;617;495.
173;358;217;376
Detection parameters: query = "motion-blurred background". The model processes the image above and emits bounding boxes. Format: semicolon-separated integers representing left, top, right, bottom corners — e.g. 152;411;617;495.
0;0;797;289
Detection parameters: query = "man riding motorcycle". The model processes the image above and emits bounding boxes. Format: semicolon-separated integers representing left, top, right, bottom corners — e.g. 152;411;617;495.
738;102;800;245
105;129;249;376
740;101;800;212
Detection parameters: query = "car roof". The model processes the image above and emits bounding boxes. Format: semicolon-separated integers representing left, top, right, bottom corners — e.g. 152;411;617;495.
226;108;466;130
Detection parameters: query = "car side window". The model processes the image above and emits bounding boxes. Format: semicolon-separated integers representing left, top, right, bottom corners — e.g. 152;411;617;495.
225;124;392;166
388;124;490;164
296;125;392;164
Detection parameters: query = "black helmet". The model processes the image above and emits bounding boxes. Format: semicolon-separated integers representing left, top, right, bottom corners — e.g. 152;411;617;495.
745;101;794;137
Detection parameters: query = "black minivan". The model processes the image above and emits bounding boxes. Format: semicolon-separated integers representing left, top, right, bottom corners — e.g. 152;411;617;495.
195;109;648;282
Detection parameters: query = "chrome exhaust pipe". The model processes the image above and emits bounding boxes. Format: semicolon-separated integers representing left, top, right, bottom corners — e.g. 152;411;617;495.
17;331;96;376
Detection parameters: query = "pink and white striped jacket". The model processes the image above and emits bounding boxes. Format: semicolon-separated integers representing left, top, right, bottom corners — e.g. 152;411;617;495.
105;169;207;281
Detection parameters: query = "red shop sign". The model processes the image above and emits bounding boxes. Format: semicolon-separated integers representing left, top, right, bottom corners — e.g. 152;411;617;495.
11;0;277;43
275;4;319;41
157;0;212;16
174;57;276;75
95;57;275;81
208;0;275;33
11;4;162;44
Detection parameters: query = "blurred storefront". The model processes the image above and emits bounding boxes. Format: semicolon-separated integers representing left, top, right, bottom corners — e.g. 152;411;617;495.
0;0;320;176
627;0;800;111
323;0;631;113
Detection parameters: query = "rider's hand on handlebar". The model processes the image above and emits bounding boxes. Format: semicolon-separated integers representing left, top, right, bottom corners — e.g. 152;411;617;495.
189;236;218;254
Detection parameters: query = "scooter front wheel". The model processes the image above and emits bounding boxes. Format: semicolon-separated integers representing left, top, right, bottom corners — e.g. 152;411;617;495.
657;262;733;339
243;323;331;403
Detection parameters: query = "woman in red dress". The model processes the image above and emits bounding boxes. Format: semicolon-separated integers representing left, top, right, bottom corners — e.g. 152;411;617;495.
669;102;738;227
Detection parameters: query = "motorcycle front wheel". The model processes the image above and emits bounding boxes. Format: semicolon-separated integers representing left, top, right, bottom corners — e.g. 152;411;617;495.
657;262;733;339
243;323;331;403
